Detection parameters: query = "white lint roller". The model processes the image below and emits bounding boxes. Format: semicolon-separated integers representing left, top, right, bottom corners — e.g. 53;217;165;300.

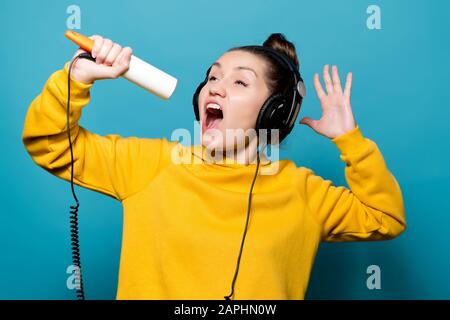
65;30;177;99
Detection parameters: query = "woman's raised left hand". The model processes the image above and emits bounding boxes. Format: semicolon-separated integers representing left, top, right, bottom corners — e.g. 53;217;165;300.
299;65;357;139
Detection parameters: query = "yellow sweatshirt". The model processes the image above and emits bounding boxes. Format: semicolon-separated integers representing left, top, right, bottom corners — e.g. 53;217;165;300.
22;65;406;300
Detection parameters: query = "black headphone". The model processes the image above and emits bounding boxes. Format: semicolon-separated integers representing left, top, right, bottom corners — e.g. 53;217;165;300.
192;45;306;143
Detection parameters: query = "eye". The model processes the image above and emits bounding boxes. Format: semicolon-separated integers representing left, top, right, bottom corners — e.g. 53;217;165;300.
235;80;248;87
207;76;247;87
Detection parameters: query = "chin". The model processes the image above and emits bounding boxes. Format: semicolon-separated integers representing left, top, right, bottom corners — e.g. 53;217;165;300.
200;125;222;146
201;132;223;150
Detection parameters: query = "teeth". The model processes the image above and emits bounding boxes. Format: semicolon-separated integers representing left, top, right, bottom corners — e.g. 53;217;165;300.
206;103;221;110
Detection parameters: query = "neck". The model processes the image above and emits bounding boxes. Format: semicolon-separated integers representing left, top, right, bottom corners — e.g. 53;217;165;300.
202;138;270;166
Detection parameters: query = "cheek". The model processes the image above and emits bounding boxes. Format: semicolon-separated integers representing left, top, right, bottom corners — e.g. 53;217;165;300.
227;95;262;126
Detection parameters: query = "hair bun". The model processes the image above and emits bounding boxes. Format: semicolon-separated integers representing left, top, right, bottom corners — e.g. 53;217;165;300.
263;33;299;69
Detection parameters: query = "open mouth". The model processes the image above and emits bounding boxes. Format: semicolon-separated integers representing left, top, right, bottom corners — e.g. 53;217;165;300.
203;104;224;131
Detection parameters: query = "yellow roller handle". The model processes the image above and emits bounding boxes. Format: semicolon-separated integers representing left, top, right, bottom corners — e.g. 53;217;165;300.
65;30;95;52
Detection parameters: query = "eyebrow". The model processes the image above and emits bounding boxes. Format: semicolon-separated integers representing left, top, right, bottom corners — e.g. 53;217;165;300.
211;62;258;78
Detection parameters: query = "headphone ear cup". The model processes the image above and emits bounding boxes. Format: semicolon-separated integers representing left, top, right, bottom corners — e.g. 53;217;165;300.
256;93;287;132
192;82;205;121
193;66;212;122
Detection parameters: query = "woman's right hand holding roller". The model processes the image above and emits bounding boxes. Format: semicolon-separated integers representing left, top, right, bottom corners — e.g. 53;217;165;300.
68;35;133;84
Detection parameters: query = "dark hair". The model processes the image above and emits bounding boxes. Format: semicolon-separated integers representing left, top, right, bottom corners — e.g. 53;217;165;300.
227;33;300;98
227;33;300;146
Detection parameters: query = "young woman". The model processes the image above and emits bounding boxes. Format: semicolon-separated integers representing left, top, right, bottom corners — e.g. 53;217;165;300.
22;33;406;300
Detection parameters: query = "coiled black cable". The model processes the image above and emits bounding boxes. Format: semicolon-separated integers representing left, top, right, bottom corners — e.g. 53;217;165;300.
224;147;261;300
67;52;96;300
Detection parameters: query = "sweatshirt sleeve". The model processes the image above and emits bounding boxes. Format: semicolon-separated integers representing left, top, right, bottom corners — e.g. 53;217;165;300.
22;63;168;202
301;125;407;242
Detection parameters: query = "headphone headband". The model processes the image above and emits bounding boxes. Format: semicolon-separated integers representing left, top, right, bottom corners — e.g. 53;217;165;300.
240;46;300;80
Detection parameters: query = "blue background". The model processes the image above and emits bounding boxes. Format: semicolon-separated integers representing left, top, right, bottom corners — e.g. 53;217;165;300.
1;0;449;299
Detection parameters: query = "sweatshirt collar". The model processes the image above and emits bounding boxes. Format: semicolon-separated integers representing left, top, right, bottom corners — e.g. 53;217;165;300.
172;143;290;193
188;144;272;168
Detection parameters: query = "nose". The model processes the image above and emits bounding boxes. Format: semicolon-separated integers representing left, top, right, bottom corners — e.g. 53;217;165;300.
208;79;226;97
